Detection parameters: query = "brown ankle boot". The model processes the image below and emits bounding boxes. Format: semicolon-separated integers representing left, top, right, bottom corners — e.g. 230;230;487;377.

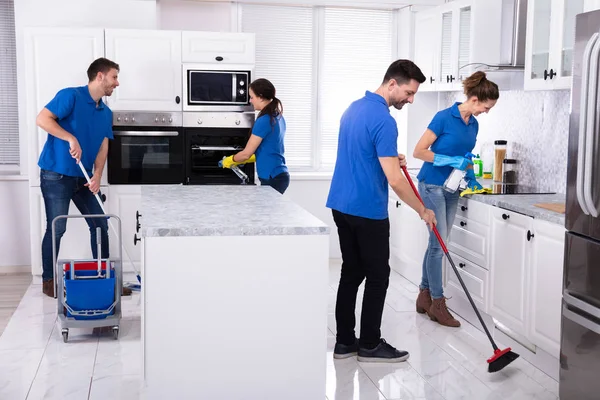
416;288;432;314
42;279;55;298
428;297;461;327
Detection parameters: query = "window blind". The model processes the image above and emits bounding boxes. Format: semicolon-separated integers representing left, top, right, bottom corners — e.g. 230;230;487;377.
440;11;453;82
318;7;393;169
0;0;19;165
458;6;472;80
241;4;314;169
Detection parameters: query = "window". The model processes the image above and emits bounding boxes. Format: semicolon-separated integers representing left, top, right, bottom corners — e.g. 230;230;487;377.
0;0;19;167
242;5;394;172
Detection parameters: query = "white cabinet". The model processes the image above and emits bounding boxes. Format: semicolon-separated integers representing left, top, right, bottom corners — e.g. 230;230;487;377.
29;186;110;277
182;31;255;64
528;219;565;358
104;29;182;111
524;0;585;90
388;187;429;287
23;27;107;186
414;9;439;92
106;185;142;274
489;208;533;336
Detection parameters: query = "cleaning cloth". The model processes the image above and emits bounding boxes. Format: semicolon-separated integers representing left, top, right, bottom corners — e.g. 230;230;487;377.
460;187;492;197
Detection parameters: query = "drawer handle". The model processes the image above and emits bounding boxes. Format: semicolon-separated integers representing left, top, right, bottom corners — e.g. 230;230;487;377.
502;213;510;220
396;201;401;208
460;221;467;227
527;230;535;241
459;263;465;268
461;205;468;211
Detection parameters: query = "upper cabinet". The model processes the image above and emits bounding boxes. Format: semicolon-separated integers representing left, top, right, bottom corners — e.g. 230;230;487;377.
525;0;586;90
182;31;255;64
104;29;183;111
23;27;106;186
413;0;508;92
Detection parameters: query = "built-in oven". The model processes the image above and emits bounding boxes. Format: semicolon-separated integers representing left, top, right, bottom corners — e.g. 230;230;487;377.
183;112;255;185
182;64;254;112
107;112;184;184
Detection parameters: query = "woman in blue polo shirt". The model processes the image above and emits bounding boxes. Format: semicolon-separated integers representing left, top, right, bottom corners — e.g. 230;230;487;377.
413;71;499;327
220;78;289;194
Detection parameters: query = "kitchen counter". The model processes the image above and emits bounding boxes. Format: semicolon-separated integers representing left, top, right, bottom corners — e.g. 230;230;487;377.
140;184;329;400
406;169;566;226
465;192;566;225
141;185;330;237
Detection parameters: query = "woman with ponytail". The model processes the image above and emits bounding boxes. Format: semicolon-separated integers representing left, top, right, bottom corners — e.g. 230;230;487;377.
221;78;289;194
413;71;499;327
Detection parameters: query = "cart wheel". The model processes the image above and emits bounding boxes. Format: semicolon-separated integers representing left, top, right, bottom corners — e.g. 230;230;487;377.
62;329;69;343
112;326;119;340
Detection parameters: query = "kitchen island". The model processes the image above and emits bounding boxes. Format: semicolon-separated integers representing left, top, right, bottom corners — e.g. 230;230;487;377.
139;185;330;400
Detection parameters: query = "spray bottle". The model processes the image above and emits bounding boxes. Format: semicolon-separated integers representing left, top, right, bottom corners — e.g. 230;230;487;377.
443;152;476;193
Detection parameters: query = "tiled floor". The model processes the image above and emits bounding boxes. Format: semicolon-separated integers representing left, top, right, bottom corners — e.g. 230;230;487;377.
0;263;559;399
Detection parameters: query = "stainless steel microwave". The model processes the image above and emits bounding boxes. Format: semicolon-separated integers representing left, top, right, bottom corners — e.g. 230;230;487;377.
182;64;254;112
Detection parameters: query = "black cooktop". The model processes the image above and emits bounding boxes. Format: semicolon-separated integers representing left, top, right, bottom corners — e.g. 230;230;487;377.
481;182;556;195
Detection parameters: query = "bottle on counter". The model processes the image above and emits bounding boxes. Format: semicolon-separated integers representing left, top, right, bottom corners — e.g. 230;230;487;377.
473;154;483;178
493;140;507;182
443;152;475;193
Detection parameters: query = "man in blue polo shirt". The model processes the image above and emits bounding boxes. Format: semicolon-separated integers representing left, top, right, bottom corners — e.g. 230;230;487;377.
35;57;131;297
327;59;437;363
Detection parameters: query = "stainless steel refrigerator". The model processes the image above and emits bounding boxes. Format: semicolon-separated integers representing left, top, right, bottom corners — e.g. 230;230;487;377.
562;8;600;399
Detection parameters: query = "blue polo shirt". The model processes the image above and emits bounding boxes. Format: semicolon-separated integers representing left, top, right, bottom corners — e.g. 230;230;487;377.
326;91;398;220
417;102;479;186
253;114;288;179
38;86;113;178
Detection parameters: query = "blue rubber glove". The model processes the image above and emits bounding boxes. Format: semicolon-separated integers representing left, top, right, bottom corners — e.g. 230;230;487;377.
465;168;483;190
433;154;473;171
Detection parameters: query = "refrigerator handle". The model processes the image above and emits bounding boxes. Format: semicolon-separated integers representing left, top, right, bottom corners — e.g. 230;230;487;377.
564;290;600;320
563;306;600;336
584;34;600;218
577;32;598;216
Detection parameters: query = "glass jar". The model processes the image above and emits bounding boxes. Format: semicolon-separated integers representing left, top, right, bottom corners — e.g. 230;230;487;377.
502;159;517;184
493;140;507;182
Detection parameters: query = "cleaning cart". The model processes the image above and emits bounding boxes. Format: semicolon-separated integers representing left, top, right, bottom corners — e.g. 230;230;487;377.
52;214;123;343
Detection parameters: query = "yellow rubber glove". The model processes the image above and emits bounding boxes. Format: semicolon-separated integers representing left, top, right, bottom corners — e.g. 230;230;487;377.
219;154;256;169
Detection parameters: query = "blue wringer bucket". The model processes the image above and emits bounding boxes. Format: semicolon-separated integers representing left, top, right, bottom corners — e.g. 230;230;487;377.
63;261;116;320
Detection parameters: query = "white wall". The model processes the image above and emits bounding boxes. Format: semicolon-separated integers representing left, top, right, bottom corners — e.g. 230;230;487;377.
0;180;31;270
157;0;234;31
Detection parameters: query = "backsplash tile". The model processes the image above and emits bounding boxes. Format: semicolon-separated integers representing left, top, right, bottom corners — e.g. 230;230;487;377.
443;90;570;194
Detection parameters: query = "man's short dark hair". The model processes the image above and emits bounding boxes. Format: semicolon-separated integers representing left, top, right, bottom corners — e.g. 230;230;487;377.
382;59;426;85
87;58;120;82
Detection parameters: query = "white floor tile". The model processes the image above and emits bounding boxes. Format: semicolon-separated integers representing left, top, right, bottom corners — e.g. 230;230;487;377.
88;374;143;400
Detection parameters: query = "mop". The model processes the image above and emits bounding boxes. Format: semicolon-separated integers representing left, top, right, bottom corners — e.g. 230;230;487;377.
78;162;142;291
401;165;519;373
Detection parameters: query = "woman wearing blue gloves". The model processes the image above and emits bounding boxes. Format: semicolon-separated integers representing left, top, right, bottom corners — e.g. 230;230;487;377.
413;71;498;327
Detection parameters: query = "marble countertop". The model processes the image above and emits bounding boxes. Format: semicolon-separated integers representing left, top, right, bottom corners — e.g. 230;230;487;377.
406;169;566;226
141;185;330;237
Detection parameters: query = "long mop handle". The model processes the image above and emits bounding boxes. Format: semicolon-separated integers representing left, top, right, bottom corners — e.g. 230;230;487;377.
78;162;141;280
401;166;498;350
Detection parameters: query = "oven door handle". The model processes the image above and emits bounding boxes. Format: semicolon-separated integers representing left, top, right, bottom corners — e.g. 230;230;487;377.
191;145;242;151
114;131;180;137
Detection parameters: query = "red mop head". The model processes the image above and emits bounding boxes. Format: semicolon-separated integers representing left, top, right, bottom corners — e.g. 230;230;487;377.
487;347;520;373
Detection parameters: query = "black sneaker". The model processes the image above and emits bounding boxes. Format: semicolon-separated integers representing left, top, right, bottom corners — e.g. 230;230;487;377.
333;339;359;359
357;339;409;363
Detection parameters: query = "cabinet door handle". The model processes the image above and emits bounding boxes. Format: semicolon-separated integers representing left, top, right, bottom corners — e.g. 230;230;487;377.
450;75;455;82
549;68;556;79
460;205;468;211
446;75;450;83
527;230;535;241
136;221;141;233
396;201;401;208
134;234;141;246
502;213;510;220
430;76;435;84
136;211;142;220
544;69;549;80
459;263;466;268
175;96;181;104
460;221;467;227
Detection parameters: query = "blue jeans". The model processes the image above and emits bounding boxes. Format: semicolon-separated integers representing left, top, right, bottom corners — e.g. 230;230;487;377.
418;181;460;299
259;172;290;194
40;169;109;281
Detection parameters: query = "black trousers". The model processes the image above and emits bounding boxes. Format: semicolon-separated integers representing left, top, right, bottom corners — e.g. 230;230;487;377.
332;209;390;348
